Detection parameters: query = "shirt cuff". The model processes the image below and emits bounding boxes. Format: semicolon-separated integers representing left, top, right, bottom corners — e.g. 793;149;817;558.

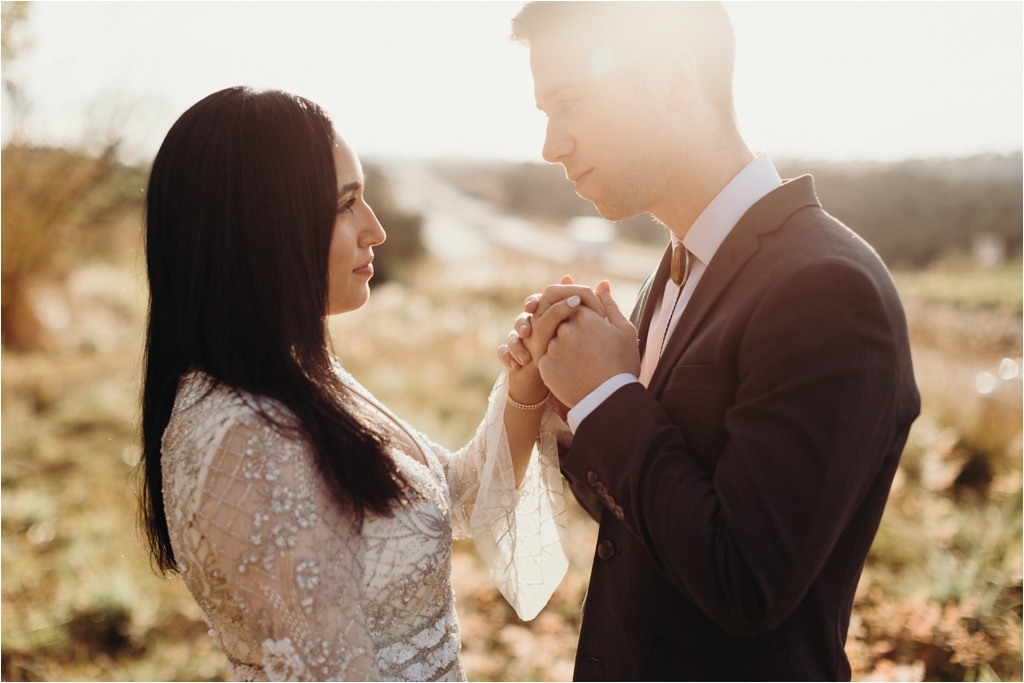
544;409;574;450
566;373;640;433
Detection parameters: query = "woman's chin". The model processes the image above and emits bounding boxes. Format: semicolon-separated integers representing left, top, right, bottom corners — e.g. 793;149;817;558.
327;286;371;316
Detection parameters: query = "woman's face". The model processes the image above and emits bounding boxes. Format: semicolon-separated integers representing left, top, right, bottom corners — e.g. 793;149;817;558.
327;135;386;316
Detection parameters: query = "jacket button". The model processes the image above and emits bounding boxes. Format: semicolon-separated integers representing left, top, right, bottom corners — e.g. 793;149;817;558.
597;539;615;560
587;471;600;486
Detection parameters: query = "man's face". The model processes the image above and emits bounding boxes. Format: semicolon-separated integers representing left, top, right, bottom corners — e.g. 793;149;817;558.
530;31;671;221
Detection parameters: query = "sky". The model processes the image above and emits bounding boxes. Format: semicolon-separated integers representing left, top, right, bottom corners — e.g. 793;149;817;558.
3;1;1022;163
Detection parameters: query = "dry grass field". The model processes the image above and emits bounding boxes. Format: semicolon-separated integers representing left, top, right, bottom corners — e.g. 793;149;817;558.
2;229;1021;680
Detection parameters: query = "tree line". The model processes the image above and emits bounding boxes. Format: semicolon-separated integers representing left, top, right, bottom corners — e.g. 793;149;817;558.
436;153;1023;268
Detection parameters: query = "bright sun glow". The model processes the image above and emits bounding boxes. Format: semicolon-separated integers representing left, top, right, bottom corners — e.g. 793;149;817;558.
2;2;1020;162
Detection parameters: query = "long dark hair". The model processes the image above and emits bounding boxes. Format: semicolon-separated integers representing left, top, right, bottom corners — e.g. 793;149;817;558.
140;87;406;574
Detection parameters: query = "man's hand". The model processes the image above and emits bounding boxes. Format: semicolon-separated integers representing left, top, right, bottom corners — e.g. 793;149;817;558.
538;281;640;408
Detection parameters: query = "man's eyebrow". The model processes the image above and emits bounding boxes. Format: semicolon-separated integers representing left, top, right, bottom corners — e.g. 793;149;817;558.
537;82;585;107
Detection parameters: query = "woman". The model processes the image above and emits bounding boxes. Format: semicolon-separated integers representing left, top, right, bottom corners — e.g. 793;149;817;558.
140;87;593;681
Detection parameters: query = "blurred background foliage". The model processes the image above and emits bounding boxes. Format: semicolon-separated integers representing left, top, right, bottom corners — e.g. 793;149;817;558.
2;2;1021;681
1;144;147;350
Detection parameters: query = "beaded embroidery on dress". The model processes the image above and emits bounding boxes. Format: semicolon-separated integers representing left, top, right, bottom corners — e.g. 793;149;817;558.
161;366;569;681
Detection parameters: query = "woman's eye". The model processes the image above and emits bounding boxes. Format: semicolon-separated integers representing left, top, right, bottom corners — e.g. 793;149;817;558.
337;197;356;214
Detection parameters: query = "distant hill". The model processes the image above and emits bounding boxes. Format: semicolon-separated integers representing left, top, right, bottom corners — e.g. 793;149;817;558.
776;154;1022;266
785;153;1022;184
433;153;1023;268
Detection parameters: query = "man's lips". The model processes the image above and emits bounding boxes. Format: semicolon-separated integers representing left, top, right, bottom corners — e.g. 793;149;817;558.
569;169;594;185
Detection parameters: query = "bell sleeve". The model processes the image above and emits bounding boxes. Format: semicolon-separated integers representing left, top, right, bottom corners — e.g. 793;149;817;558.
419;370;570;621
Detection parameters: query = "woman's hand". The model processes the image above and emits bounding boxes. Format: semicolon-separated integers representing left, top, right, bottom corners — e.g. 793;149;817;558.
502;288;590;487
505;289;591;406
497;275;606;373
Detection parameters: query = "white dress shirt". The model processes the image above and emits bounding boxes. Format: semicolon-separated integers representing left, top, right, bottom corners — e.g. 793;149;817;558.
565;153;782;433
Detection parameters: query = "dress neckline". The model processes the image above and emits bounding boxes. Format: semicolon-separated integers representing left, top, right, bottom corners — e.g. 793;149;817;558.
342;385;431;469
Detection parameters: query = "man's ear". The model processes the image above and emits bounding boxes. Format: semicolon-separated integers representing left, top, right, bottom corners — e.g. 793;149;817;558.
665;48;697;111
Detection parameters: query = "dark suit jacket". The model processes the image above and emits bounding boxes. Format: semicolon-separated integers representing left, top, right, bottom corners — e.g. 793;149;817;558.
561;176;920;681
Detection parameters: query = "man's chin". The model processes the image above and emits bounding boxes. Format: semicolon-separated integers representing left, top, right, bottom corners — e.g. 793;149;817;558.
577;184;643;222
588;197;642;223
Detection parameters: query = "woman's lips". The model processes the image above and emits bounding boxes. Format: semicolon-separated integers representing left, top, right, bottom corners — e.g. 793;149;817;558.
353;260;374;277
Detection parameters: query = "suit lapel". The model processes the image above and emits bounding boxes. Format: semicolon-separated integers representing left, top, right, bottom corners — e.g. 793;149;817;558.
632;243;673;360
647;176;821;397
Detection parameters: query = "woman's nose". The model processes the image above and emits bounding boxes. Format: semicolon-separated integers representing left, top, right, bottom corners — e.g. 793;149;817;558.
363;207;386;247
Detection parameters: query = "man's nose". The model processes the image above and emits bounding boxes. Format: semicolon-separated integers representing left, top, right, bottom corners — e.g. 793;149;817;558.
542;120;574;164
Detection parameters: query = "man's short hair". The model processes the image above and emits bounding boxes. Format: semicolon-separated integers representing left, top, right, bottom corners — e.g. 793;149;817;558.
511;1;737;125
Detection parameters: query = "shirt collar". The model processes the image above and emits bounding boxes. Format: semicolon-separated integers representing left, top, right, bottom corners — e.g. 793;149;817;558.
675;153;782;264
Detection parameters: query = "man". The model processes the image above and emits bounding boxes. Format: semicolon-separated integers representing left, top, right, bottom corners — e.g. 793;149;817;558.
499;3;920;680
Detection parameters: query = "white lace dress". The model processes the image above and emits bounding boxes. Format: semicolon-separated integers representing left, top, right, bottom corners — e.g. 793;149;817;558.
161;366;569;681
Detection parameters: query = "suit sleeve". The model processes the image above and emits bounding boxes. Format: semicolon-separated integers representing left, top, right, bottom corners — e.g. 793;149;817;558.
563;260;901;637
558;442;604;522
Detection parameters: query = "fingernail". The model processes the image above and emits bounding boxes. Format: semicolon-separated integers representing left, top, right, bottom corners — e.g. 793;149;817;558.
567;295;580;308
515;351;528;364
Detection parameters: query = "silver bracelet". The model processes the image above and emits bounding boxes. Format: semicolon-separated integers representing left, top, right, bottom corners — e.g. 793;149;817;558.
507;391;550;411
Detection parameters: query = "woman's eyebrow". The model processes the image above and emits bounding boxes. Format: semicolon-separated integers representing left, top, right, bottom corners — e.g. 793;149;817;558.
338;180;362;196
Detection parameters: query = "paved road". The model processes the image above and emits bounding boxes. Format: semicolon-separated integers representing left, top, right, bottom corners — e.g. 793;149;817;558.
380;160;664;285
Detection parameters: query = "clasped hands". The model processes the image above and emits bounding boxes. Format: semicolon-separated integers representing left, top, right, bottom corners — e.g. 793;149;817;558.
499;275;640;414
